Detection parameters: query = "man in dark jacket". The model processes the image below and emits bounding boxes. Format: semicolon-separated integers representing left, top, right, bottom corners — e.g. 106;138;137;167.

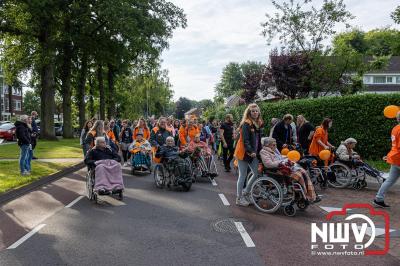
84;137;121;169
272;114;294;151
30;111;39;159
15;115;32;175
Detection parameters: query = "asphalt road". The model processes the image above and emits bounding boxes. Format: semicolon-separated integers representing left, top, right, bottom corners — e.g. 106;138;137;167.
0;162;399;265
0;167;263;266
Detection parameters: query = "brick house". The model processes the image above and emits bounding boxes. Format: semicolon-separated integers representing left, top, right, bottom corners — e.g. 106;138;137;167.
0;66;23;121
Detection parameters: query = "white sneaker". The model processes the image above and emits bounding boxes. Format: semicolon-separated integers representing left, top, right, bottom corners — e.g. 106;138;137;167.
236;197;250;206
123;162;128;167
242;192;252;205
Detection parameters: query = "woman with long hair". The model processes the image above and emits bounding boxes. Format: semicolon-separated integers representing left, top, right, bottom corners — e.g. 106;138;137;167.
234;103;264;206
81;120;93;155
84;120;105;153
308;118;334;156
133;118;150;140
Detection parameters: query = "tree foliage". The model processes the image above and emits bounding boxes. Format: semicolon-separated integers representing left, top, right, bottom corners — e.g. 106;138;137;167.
262;0;353;52
175;97;193;119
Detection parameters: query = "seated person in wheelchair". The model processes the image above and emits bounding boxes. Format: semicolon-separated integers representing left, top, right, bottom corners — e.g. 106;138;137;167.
260;137;320;203
84;137;123;193
187;133;217;177
336;138;361;164
336;137;383;178
129;132;152;170
155;136;181;162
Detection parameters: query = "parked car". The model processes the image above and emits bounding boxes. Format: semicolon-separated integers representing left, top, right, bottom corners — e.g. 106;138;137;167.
36;121;63;136
0;123;16;141
0;121;11;126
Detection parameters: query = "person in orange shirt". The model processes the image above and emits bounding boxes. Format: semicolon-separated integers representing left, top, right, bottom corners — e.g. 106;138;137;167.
374;111;400;208
308;118;334;156
133;118;150;140
179;119;200;147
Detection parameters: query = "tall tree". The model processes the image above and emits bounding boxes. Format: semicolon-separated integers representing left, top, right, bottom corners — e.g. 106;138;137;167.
175;97;193;119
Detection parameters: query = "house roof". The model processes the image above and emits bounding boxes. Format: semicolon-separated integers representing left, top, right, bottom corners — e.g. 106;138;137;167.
365;56;400;74
184;108;201;115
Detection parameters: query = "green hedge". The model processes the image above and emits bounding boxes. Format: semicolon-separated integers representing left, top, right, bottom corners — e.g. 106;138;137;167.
208;94;400;160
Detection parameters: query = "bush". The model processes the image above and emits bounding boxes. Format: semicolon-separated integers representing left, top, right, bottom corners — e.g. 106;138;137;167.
213;94;400;160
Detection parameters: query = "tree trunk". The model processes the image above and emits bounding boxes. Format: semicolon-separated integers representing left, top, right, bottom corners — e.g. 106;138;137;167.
61;40;73;138
88;76;95;118
107;63;115;119
39;28;57;140
7;85;13;117
97;64;105;120
77;53;88;129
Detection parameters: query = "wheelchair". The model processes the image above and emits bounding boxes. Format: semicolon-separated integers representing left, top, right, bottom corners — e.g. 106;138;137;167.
247;168;310;217
189;152;218;182
153;156;193;192
86;168;123;203
297;152;352;189
131;151;152;175
335;159;386;190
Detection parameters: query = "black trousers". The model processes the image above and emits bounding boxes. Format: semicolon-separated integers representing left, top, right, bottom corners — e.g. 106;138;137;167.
222;143;234;170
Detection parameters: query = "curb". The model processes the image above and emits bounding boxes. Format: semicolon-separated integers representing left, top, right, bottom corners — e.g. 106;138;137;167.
0;161;85;205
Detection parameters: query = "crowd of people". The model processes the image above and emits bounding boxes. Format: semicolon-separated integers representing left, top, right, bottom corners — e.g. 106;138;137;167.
14;102;399;210
79;104;399;208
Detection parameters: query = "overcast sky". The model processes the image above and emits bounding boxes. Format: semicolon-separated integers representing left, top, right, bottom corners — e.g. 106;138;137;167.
161;0;400;101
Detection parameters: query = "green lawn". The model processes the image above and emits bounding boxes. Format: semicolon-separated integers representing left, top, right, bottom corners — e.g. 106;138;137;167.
0;138;82;159
365;160;390;172
0;161;75;193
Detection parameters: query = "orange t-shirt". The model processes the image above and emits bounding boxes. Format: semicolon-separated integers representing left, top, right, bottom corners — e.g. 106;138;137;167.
387;124;400;166
308;127;328;156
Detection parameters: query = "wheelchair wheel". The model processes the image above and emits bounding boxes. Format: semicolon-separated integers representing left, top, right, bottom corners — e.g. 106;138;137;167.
297;199;309;210
154;164;165;188
86;170;94;200
250;177;283;213
283;205;296;217
181;181;192;192
327;162;352;188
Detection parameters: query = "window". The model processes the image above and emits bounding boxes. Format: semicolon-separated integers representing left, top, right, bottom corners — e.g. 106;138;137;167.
15;100;21;111
397;76;400;84
4;98;9;111
363;76;372;84
387;77;393;83
373;76;386;84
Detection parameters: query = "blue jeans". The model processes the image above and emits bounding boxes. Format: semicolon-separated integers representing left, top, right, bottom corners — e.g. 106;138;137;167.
376;164;400;202
19;144;31;173
237;158;259;198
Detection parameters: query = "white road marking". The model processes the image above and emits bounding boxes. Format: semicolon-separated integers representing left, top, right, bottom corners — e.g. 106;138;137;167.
7;224;46;249
211;179;218;186
319;206;351;213
218;193;230;206
65;195;84;208
234;222;255;247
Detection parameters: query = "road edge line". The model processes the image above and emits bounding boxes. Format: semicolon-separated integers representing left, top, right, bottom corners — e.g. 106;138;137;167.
65;195;84;208
7;224;47;249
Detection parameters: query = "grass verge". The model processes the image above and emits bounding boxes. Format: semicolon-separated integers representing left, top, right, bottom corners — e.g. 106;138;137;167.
0;161;75;194
365;160;391;172
0;138;82;159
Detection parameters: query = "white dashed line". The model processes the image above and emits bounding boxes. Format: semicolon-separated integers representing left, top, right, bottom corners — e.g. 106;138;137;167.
7;224;47;249
218;193;230;206
65;195;84;208
211;179;218;186
234;222;255;247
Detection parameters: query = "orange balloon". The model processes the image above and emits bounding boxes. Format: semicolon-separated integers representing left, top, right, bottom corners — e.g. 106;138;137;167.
287;150;301;162
281;148;289;156
319;149;331;161
384;105;400;119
